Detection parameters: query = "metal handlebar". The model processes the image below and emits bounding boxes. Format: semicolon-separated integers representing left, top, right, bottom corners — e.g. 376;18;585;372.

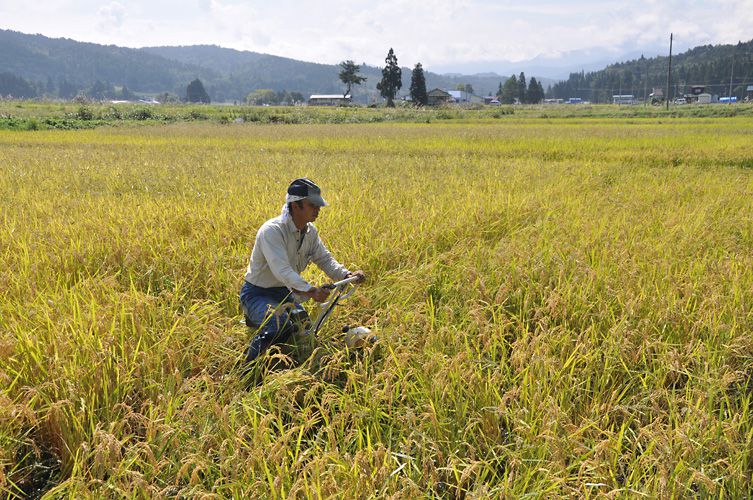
322;275;361;289
306;275;361;336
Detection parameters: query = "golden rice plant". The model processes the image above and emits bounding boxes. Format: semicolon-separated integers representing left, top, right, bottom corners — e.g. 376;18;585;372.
1;113;753;497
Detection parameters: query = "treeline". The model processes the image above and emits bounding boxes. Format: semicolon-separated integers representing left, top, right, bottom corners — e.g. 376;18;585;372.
245;89;306;105
0;72;86;99
0;73;144;101
495;73;545;104
550;40;753;102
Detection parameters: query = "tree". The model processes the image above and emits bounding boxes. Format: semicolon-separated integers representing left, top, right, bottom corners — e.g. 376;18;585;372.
45;77;56;96
500;74;518;104
376;48;402;107
245;89;277;105
58;78;79;99
87;80;113;100
526;77;544;104
0;72;37;98
338;60;367;98
518;72;527;103
156;92;180;103
119;85;136;100
186;78;210;103
409;63;428;106
288;92;305;104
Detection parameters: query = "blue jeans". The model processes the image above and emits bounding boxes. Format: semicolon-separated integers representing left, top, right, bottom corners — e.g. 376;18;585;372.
240;282;301;363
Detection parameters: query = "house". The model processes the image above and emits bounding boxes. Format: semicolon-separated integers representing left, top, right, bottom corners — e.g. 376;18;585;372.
308;94;351;106
697;93;712;104
446;90;484;104
612;94;635;105
649;87;664;104
746;85;753;101
427;88;452;106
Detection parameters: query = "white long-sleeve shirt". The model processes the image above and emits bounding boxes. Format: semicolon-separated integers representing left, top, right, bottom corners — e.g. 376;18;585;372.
244;214;350;292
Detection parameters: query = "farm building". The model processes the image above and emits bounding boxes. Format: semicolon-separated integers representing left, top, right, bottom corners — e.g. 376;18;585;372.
612;94;635;105
427;88;452;106
446;90;484;104
696;93;713;104
308;94;351;106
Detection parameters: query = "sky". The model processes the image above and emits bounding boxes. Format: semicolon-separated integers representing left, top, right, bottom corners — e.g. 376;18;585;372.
1;0;752;74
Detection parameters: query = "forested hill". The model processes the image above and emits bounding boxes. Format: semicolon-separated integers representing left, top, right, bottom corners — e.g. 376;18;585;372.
140;45;352;102
550;39;753;103
0;29;217;98
140;45;533;101
0;29;540;102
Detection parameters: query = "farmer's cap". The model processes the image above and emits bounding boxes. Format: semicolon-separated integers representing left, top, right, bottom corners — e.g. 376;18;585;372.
287;178;328;207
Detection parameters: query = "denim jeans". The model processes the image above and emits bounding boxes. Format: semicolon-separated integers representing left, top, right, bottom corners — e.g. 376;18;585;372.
240;282;301;363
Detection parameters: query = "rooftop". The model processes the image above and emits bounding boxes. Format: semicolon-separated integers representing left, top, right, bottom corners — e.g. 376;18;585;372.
309;94;351;99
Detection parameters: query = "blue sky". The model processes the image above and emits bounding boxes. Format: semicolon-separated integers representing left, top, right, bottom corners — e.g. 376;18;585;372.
1;0;751;74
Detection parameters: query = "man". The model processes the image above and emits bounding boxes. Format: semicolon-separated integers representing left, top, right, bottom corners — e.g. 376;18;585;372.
240;178;365;364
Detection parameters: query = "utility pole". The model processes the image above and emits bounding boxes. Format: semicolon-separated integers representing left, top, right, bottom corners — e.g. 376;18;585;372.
666;33;673;110
728;43;736;104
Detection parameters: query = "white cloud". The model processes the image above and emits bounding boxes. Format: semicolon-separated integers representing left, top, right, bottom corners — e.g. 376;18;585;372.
97;1;126;30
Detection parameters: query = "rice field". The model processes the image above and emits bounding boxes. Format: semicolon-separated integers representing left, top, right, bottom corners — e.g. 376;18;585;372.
1;110;753;497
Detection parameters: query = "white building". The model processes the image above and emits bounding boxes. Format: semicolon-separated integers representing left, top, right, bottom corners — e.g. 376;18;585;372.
308;94;351;106
697;93;712;104
612;94;635;105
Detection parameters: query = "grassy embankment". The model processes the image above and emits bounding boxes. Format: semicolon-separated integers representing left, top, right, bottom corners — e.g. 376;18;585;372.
1;100;752;130
1;113;753;497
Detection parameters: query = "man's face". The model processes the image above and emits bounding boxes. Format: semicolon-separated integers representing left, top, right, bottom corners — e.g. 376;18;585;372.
297;199;321;223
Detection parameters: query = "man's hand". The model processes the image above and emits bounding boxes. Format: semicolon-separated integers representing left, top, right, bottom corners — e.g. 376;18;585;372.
346;270;366;284
302;286;331;303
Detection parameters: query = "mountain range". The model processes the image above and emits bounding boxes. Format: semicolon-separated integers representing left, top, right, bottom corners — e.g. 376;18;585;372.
0;29;554;102
1;28;750;104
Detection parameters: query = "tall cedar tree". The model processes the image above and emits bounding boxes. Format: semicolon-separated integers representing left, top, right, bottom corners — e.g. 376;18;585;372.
186;78;210;103
517;72;527;103
376;48;402;107
409;63;428;106
500;74;518;104
338;60;366;98
526;77;544;104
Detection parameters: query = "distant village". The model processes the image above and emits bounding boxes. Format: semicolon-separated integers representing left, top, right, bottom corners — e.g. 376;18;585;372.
308;84;753;107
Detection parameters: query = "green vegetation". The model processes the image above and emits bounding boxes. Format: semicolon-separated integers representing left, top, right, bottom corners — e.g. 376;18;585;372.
338;61;367;98
1;110;753;496
377;48;402;108
551;39;753;102
409;63;428;106
186;79;211;104
1;101;752;131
